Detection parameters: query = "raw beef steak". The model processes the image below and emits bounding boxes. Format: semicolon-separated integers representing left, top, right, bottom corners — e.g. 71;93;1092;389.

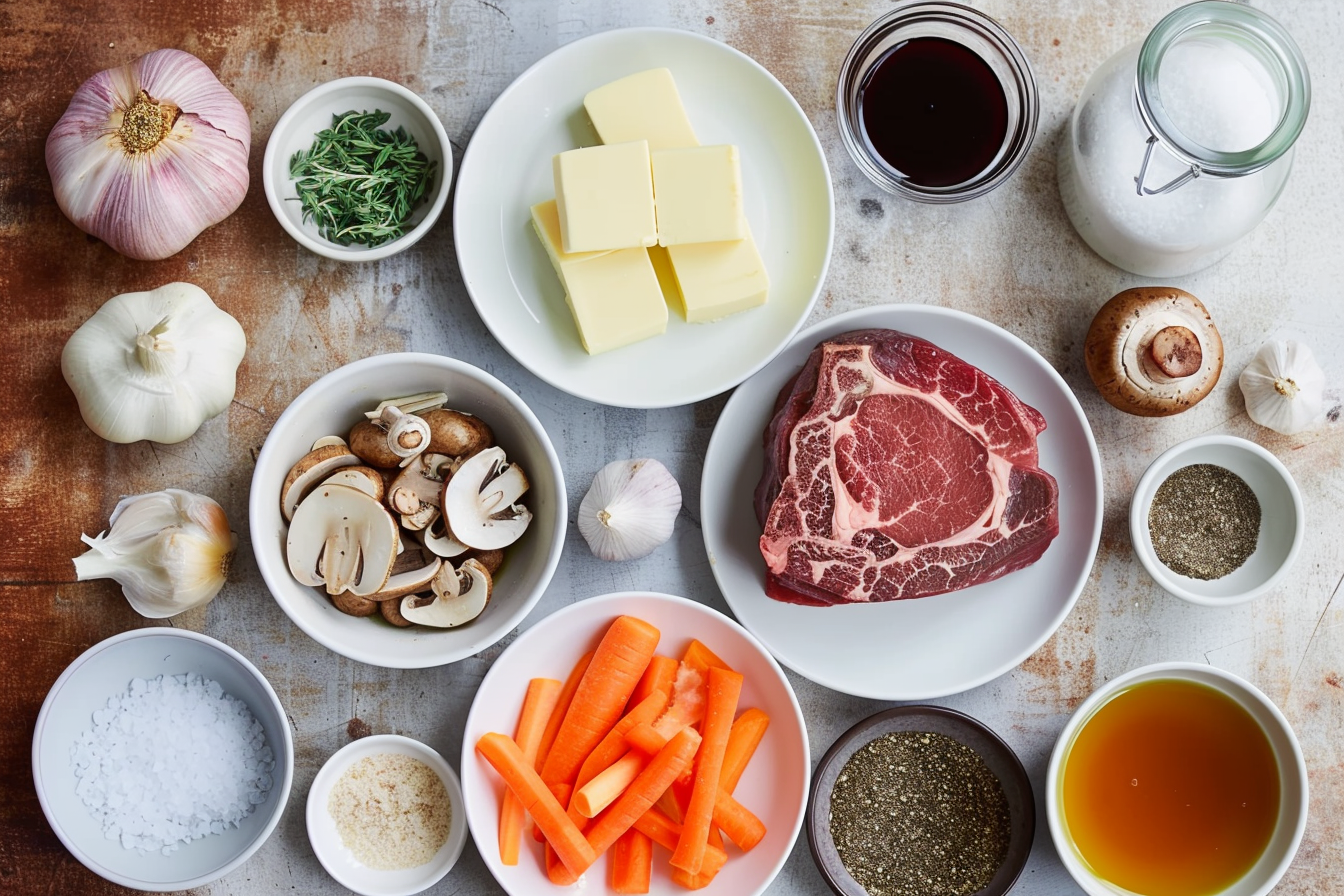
755;329;1059;605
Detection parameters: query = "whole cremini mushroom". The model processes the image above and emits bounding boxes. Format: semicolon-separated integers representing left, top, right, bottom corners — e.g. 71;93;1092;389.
1084;286;1224;417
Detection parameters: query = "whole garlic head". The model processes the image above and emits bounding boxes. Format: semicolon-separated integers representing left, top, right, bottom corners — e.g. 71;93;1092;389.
61;282;247;444
579;459;681;562
1239;340;1325;435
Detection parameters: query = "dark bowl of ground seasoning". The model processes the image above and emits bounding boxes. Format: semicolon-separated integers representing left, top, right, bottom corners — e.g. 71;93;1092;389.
807;705;1034;896
1129;435;1303;606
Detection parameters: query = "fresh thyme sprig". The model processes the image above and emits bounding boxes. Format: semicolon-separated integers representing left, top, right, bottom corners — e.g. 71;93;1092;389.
288;109;437;248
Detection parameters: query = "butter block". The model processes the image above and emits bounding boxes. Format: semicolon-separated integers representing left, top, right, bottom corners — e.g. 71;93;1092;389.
652;145;744;246
584;68;699;152
553;141;657;253
666;222;769;322
647;245;683;314
530;199;612;291
563;248;668;354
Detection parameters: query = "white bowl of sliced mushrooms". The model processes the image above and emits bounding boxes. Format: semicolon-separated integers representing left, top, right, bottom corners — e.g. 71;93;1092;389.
250;352;566;668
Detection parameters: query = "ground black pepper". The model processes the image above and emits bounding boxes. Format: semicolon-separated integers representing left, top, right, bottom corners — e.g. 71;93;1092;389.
1148;463;1260;580
828;731;1010;896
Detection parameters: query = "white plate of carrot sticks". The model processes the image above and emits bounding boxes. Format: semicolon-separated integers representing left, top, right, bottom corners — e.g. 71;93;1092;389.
461;591;809;896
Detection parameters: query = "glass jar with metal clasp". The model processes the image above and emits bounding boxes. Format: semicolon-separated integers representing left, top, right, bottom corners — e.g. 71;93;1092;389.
1058;1;1310;278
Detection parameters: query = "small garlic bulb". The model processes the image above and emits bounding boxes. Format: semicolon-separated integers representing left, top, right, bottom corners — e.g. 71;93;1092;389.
579;459;682;562
1239;340;1325;435
73;489;236;618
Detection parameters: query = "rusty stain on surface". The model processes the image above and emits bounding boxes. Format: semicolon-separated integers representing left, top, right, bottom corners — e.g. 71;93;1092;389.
347;717;373;740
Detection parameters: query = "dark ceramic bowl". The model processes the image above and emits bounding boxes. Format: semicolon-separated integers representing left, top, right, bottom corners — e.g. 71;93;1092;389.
807;705;1034;896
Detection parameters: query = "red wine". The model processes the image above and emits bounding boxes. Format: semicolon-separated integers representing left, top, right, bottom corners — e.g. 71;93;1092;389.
859;37;1009;188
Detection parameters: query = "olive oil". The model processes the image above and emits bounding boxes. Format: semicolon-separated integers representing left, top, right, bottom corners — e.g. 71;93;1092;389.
1061;679;1279;896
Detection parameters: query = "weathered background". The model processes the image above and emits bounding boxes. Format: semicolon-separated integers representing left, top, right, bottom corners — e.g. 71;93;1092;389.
1;0;1340;893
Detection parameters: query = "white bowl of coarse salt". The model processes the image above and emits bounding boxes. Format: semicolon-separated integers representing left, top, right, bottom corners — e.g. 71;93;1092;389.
307;734;468;896
32;628;294;891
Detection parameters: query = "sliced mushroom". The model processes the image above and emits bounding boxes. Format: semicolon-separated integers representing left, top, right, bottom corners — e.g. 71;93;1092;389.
311;435;348;451
379;405;432;467
365;392;448;419
422;408;494;457
286;483;399;596
348;420;402;468
421;511;471;558
400;558;493;627
401;503;439;532
321;465;386;503
281;444;360;521
442;446;533;550
465;548;505;576
1085;287;1224;417
387;453;455;516
370;557;443;601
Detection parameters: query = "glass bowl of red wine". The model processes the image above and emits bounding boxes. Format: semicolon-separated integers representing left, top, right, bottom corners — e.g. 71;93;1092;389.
837;1;1038;202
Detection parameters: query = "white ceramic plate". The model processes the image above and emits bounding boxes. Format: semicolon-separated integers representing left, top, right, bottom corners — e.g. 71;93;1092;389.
453;28;833;408
307;735;468;896
701;305;1103;700
461;592;809;896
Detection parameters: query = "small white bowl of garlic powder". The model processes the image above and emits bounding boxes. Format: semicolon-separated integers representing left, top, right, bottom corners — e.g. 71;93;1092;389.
307;733;468;896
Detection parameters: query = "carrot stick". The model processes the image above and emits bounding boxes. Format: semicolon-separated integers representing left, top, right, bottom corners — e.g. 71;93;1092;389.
713;786;766;851
541;616;661;790
626;721;666;756
631;807;729;877
670;667;742;874
574;688;668;796
681;639;734;675
532;648;595;842
499;678;562;865
575;750;646;817
612;829;653;894
476;732;597;877
631;654;678;708
586;727;702;858
721;707;770;793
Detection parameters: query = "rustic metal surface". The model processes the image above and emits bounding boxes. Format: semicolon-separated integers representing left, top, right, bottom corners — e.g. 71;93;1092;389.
1;1;1340;894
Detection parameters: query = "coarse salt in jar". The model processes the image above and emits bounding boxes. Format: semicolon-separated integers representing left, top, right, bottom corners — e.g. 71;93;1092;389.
1058;1;1309;277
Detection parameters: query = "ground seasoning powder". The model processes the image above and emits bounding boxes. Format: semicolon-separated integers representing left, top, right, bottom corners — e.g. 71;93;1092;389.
328;753;451;870
829;731;1010;896
1148;463;1261;580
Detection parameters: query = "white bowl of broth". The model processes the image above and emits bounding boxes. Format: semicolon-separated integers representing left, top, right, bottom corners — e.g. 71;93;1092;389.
1046;662;1307;896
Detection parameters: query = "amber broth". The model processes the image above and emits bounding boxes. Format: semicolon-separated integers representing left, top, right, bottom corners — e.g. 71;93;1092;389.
1061;679;1279;896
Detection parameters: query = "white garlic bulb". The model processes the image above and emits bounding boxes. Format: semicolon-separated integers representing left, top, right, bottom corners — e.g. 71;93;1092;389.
61;282;247;444
578;459;682;562
1239;340;1325;435
73;489;236;618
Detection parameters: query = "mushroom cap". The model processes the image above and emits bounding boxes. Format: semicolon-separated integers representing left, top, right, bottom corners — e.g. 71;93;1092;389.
1084;286;1224;417
348;419;402;468
443;446;533;550
422;408;494;457
286;483;400;596
281;443;360;521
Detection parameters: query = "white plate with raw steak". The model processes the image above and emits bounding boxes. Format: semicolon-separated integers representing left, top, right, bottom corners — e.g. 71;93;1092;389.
701;305;1102;699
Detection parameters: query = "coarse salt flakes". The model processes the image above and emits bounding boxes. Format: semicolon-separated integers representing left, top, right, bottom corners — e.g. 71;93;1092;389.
70;672;274;855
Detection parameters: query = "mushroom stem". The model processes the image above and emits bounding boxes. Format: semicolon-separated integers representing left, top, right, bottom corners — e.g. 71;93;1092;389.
1149;326;1202;379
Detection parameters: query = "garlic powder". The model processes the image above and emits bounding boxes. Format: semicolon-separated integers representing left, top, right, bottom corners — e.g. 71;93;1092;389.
328;753;451;869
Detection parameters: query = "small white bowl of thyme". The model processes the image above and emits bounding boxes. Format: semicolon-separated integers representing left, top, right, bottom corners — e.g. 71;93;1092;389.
1129;435;1304;606
263;77;451;262
306;734;467;896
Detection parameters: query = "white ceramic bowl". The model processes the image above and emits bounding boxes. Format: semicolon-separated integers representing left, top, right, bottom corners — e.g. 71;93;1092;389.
461;592;810;896
249;352;566;668
263;77;451;261
1129;435;1303;605
1046;662;1308;896
32;628;294;891
307;734;468;896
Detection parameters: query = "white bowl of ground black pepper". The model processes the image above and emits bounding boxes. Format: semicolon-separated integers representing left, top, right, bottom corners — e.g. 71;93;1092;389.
31;628;294;891
262;77;452;262
1129;435;1303;606
306;734;467;896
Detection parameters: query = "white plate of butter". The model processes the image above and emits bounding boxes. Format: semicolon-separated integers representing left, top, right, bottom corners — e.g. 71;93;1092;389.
454;27;834;409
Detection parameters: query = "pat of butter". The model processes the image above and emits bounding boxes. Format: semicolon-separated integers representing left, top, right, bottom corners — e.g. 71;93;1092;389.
531;200;667;354
584;68;699;152
666;221;769;323
652;145;744;247
553;141;657;253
